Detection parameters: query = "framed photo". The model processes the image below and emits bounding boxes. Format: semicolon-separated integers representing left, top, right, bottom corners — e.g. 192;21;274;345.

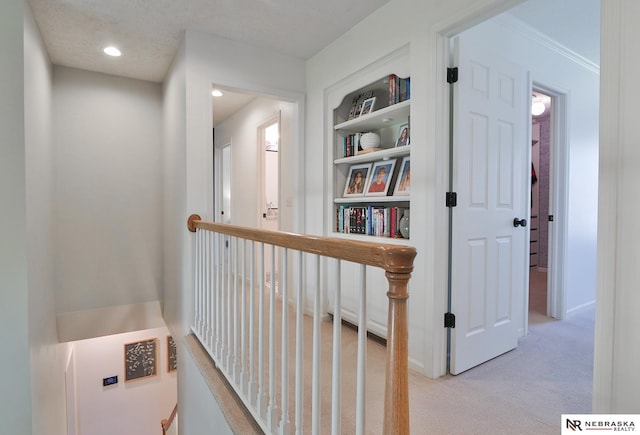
167;335;177;372
359;97;376;117
394;156;410;196
343;163;372;197
365;160;396;197
124;338;158;382
395;123;410;147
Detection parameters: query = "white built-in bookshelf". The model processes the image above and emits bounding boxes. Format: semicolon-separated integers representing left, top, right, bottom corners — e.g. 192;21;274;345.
331;74;411;242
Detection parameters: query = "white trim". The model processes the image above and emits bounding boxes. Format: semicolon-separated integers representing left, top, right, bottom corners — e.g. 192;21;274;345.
593;0;621;414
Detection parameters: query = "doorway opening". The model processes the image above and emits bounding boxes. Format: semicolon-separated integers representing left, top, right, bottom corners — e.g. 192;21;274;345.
529;89;553;325
258;115;281;286
445;1;598;375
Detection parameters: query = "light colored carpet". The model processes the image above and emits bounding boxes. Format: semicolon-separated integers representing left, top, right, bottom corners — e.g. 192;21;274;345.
402;269;594;435
318;269;594;434
189;269;594;434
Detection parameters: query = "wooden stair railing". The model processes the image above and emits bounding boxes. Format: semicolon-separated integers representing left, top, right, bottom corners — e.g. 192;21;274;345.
187;214;416;434
161;404;177;435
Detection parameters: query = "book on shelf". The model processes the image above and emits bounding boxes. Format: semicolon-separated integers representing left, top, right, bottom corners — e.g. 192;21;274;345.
388;74;410;105
337;205;409;238
343;133;363;157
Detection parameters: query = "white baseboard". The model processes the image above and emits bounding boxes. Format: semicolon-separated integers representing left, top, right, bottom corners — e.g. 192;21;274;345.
566;300;596;317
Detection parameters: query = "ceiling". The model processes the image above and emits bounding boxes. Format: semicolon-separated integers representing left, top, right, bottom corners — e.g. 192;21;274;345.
26;0;599;126
27;0;389;83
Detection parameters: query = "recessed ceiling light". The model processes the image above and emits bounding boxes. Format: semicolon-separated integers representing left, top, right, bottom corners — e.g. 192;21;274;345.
211;89;223;97
103;46;121;57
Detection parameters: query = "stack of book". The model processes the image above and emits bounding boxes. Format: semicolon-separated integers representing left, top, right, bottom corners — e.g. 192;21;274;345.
388;74;411;105
336;205;409;238
342;133;361;158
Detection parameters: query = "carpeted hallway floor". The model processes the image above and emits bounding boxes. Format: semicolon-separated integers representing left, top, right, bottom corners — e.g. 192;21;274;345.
188;269;595;434
401;268;594;435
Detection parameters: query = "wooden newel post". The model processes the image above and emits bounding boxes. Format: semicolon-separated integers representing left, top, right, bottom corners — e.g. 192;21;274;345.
382;248;415;435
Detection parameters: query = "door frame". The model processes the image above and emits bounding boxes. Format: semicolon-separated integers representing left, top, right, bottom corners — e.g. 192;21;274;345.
214;140;232;224
437;6;574;373
257;112;281;231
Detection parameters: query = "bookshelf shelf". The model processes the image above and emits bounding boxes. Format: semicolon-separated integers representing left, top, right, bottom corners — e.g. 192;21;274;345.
334;100;410;133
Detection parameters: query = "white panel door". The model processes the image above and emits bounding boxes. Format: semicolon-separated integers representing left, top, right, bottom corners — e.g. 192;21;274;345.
449;33;529;375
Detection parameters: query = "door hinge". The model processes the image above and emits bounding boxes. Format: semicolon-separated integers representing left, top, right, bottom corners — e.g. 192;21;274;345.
447;67;459;84
548;215;554;222
446;192;457;208
444;312;456;328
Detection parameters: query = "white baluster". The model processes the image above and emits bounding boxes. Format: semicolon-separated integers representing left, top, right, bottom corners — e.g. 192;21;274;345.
205;231;212;352
257;242;268;418
224;235;231;371
294;251;304;435
267;245;279;432
215;232;223;360
331;260;342;435
212;231;219;359
355;265;367;435
240;238;247;392
233;236;240;381
279;248;291;435
311;254;321;435
248;240;256;403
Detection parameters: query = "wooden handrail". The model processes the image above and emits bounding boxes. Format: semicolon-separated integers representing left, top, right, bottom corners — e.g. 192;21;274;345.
161;404;178;435
188;214;415;275
187;214;416;434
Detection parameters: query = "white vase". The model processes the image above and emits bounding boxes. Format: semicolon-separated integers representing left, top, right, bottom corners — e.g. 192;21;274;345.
399;209;410;238
360;132;380;149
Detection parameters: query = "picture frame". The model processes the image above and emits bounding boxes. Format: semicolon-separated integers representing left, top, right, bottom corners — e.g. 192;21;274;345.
343;163;372;197
365;160;396;197
358;97;376;117
395;122;410;147
394;156;410;196
167;335;177;372
124;338;158;382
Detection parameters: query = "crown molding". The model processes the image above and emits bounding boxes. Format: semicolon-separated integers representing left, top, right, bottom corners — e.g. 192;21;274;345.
499;13;600;75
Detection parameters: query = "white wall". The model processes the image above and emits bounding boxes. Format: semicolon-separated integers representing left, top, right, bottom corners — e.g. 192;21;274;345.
0;1;31;433
52;66;164;314
161;37;187;340
214;97;296;230
163;30;306;433
24;4;73;434
73;327;177;435
178;346;234;435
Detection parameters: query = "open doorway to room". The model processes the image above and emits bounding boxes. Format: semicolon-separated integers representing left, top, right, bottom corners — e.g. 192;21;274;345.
211;86;299;293
258;115;280;233
258;115;281;285
446;0;599;378
529;88;554;324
